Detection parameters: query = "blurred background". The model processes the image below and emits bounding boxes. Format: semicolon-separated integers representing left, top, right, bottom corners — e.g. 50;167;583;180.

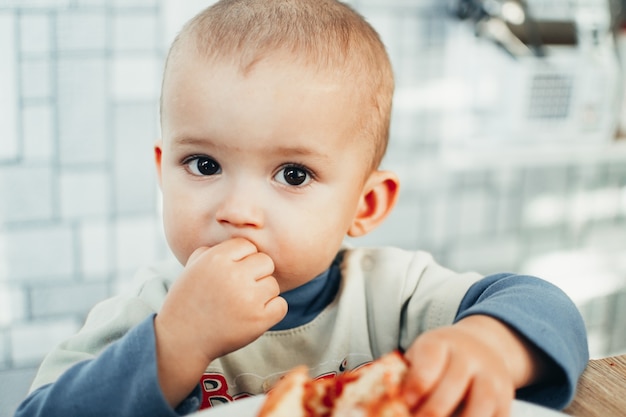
1;0;626;414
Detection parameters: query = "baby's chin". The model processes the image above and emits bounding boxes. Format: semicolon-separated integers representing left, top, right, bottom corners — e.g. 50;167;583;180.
273;265;330;293
274;274;313;294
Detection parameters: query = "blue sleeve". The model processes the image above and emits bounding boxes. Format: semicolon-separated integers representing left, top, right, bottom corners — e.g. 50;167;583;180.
14;315;202;417
455;273;589;410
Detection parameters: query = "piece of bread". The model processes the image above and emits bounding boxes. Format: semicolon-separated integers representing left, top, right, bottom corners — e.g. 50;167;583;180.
257;351;411;417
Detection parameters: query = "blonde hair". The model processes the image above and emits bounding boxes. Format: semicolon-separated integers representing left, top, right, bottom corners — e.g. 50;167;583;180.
162;0;394;169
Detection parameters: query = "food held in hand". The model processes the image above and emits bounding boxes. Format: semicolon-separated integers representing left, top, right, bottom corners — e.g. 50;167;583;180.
257;351;411;417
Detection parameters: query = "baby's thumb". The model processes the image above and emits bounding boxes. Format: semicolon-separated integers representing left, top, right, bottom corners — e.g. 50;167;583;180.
186;246;210;266
266;295;288;325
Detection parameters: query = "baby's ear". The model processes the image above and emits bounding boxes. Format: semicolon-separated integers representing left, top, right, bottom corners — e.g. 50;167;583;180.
154;140;164;188
347;170;399;237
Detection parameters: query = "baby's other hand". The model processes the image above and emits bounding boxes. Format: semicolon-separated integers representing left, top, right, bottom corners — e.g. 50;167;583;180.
154;238;287;406
403;316;516;417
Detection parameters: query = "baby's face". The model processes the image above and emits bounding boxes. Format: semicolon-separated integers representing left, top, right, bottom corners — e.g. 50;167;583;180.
157;52;373;292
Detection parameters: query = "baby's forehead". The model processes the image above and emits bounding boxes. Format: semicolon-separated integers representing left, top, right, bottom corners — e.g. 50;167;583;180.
162;36;388;169
165;43;369;105
161;50;378;160
171;33;362;80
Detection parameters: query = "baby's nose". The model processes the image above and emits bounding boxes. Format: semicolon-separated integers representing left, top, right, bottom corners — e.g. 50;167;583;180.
215;184;265;228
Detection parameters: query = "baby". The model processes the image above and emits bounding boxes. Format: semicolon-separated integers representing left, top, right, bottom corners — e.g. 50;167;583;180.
16;1;588;417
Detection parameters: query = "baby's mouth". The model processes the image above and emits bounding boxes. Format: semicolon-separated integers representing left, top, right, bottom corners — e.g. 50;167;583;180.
210;235;263;252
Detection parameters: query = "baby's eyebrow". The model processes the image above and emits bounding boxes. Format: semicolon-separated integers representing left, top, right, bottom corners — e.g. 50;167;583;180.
271;145;330;161
170;135;210;147
171;135;331;161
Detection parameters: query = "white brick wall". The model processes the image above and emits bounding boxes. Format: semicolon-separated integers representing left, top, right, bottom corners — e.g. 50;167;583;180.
30;282;109;318
1;225;75;282
22;105;54;162
0;284;27;326
0;13;18;163
113;14;159;51
0;331;8;369
79;220;112;279
19;13;51;55
60;170;110;219
9;318;81;366
113;103;159;214
0;165;55;223
57;58;108;166
0;10;164;413
21;59;51;99
57;11;107;51
112;57;161;100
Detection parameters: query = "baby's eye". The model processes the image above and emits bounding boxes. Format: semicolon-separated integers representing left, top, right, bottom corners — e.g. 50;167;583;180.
185;156;221;176
274;165;312;187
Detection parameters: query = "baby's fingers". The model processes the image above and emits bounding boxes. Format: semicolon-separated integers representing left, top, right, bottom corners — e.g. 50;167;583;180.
403;335;450;408
264;294;288;324
410;353;471;417
459;374;513;417
413;359;513;417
